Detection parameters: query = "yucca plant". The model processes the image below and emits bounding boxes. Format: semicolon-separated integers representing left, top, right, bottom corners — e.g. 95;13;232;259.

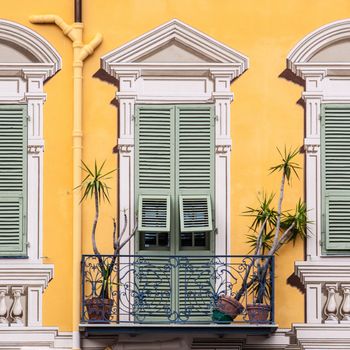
235;147;309;306
77;160;137;300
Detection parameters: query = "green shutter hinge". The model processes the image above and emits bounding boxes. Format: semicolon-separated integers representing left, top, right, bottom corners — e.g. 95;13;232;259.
26;115;30;121
26;242;31;248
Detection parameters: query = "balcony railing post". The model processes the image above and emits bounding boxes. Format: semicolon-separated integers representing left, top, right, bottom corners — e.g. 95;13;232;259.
81;255;85;323
270;255;275;324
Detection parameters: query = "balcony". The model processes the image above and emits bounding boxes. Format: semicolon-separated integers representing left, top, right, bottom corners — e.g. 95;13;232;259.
80;255;276;336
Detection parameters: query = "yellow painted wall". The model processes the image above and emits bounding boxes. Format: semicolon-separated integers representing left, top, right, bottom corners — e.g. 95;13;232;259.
3;0;350;332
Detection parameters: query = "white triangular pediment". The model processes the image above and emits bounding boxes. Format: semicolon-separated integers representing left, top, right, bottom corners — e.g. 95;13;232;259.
135;39;216;63
101;19;248;76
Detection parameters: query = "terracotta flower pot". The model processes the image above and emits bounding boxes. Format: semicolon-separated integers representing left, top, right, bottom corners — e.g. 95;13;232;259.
246;303;270;323
216;295;244;319
85;297;113;323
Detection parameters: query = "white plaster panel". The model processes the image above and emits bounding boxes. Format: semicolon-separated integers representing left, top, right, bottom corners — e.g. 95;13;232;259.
27;286;42;326
0;78;25;99
305;150;320;258
323;77;350;99
139;77;212;99
306;284;322;323
215;152;230;256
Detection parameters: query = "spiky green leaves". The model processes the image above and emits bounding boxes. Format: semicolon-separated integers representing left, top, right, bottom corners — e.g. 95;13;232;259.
244;193;277;254
77;160;116;204
245;147;308;254
269;147;300;183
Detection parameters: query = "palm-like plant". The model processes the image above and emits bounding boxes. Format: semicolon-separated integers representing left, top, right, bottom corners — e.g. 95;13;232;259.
77;160;137;299
235;147;309;305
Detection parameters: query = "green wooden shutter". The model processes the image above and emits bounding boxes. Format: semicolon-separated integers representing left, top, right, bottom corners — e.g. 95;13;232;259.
176;105;214;246
135;105;175;246
322;104;350;251
0;105;27;256
135;105;175;322
176;105;214;322
179;195;212;232
138;195;170;232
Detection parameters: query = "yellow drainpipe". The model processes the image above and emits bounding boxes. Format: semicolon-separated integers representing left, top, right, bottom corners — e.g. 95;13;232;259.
29;15;102;350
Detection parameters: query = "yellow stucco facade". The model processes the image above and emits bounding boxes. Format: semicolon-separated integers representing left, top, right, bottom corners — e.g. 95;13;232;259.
2;0;350;337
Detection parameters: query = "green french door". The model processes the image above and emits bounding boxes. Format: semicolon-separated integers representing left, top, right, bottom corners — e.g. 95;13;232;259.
134;104;215;322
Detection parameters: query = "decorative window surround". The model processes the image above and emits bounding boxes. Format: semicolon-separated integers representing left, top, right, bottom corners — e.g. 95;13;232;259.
287;19;350;346
101;19;248;259
0;19;61;334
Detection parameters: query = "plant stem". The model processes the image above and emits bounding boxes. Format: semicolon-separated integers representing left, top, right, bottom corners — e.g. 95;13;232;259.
271;171;286;253
234;218;268;302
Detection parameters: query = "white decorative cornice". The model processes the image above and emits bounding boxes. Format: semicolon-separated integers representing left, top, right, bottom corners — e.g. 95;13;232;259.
0;264;54;289
292;323;350;349
28;145;43;154
295;260;350;284
101;19;248;79
304;144;319;153
287;19;350;77
215;145;231;154
0;20;61;78
117;144;133;153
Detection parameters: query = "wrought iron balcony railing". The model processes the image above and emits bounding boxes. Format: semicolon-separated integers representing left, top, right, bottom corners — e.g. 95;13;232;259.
81;255;274;325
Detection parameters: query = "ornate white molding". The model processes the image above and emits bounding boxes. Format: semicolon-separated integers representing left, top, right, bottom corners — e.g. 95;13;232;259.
0;20;61;77
0;20;61;331
27;145;43;154
287;19;350;76
0;327;72;349
101;19;248;78
296;261;350;284
117;144;133;153
292;324;350;350
303;144;319;153
0;264;53;289
288;20;350;332
215;145;231;154
101;19;249;263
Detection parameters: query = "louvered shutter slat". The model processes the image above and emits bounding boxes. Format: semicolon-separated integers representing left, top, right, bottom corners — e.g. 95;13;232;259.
179;195;212;232
177;105;214;231
177;106;213;190
322;104;350;251
138;195;170;232
0;105;27;256
136;107;173;191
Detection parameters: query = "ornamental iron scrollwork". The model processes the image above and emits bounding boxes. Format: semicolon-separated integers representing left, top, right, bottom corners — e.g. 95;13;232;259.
81;254;274;324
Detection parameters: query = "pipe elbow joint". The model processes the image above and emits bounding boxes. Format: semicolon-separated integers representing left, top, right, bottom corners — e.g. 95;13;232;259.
79;33;103;61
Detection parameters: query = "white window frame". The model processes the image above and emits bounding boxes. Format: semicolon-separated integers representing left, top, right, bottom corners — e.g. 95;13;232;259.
101;19;248;259
0;19;61;326
287;19;350;325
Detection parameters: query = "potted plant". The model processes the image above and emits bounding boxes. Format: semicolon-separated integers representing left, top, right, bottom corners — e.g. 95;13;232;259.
214;148;308;323
242;147;308;323
78;161;137;322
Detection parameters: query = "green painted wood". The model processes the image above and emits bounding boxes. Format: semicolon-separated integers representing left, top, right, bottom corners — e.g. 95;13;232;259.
135;105;175;254
321;104;350;252
179;195;212;232
138;195;170;232
135;104;215;322
0;105;27;256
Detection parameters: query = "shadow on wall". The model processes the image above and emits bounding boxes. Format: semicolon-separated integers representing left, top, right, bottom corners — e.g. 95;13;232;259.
93;68;119;108
287;273;306;294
